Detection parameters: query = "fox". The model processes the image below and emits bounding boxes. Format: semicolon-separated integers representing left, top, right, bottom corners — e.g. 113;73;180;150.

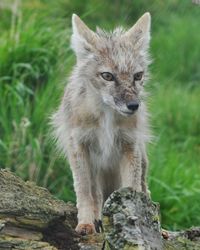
51;12;151;235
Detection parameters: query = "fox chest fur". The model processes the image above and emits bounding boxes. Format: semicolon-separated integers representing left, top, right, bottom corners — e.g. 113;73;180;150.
78;108;134;169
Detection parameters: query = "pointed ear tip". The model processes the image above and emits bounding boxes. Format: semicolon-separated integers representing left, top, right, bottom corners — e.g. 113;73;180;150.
143;12;151;21
72;13;77;21
144;12;151;17
72;13;82;26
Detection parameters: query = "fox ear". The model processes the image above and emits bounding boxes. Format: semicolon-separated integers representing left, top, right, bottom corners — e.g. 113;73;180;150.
124;12;151;51
71;14;97;58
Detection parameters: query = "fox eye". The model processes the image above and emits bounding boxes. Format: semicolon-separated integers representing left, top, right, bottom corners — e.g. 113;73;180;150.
101;72;114;81
134;71;143;81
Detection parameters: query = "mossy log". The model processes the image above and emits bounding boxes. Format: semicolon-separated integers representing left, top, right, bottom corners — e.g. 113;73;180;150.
0;169;200;250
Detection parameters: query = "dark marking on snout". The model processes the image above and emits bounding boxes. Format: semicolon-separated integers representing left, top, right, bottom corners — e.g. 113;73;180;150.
113;85;139;111
114;96;122;105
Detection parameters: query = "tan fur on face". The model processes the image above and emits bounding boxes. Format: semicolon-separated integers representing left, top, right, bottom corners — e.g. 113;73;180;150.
51;13;152;234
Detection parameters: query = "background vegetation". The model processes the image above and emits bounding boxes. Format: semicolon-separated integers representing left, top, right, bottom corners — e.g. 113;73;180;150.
0;0;199;230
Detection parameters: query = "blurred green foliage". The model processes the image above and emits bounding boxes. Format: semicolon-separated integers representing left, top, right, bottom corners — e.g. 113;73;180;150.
0;0;199;230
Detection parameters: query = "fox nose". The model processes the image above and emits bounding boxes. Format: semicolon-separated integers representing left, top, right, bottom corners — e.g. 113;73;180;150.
126;101;139;111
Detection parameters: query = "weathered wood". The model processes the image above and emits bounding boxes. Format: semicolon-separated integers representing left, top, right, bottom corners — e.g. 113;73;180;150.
1;169;200;250
0;169;96;250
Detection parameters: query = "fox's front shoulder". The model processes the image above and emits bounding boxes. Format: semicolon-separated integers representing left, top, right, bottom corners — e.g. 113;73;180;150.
62;79;101;128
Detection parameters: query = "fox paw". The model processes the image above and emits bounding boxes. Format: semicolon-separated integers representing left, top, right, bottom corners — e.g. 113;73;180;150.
75;223;96;235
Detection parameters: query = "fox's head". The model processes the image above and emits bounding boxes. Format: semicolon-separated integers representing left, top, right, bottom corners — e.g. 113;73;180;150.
71;13;151;116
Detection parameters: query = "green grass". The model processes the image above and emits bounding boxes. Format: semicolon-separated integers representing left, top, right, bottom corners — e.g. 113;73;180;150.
0;0;199;230
148;84;200;229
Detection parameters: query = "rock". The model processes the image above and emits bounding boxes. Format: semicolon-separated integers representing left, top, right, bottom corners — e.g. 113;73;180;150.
103;187;163;249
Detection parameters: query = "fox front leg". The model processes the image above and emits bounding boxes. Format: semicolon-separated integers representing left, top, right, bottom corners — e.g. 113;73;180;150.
120;143;143;192
67;144;96;235
91;171;104;233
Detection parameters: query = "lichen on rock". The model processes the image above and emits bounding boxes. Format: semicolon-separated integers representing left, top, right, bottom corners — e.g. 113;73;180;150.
103;187;163;249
